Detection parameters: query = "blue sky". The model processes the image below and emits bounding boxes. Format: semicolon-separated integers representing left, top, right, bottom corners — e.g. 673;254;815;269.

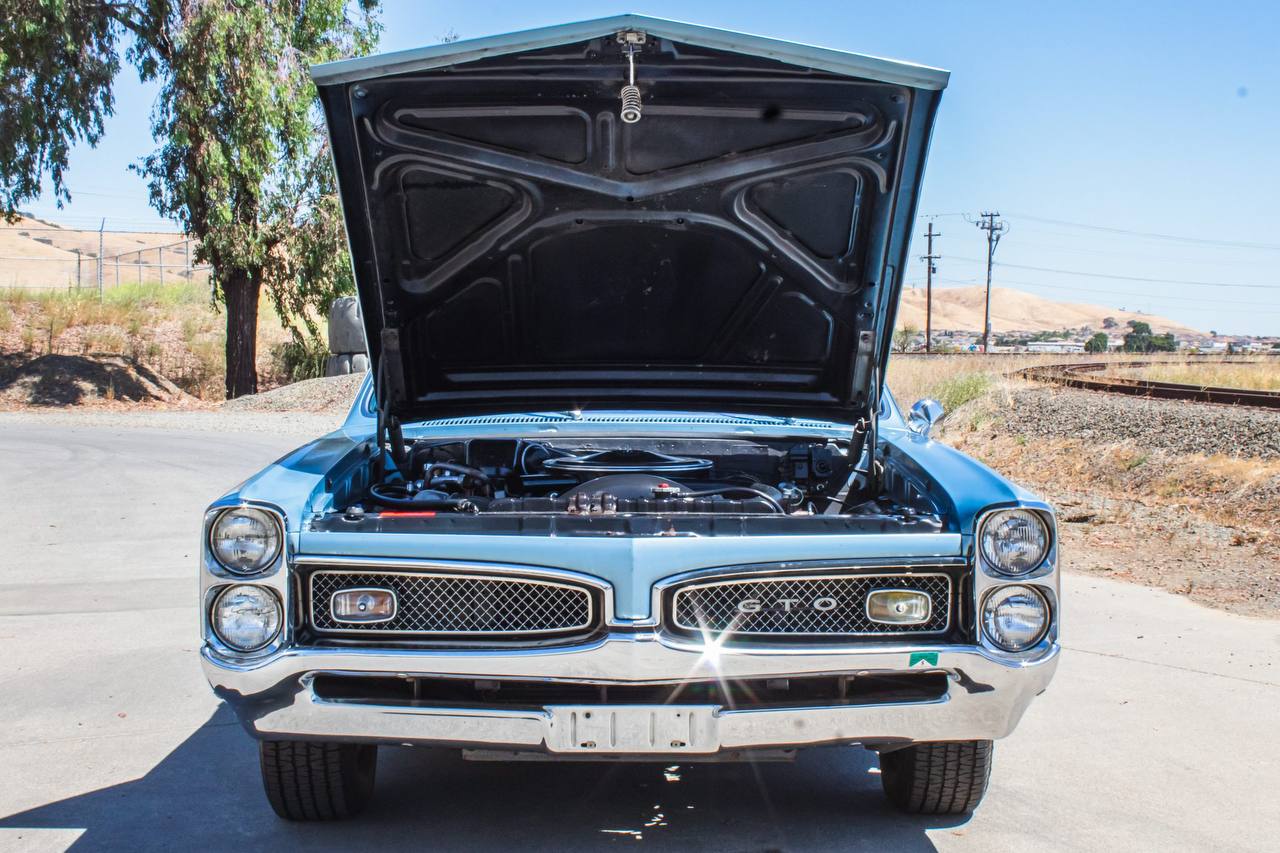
23;0;1280;334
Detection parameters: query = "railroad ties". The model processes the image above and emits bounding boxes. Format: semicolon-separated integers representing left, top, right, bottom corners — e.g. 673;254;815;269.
1016;361;1280;409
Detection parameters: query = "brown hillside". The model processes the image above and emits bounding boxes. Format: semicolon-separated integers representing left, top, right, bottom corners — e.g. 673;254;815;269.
0;215;198;289
897;285;1203;336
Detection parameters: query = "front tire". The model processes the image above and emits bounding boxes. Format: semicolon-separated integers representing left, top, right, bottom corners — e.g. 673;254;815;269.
878;740;993;814
259;741;377;821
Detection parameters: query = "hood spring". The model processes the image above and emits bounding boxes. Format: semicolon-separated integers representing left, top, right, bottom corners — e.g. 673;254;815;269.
620;44;642;124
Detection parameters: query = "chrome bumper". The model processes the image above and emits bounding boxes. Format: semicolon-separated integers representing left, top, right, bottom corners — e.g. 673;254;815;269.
203;633;1059;753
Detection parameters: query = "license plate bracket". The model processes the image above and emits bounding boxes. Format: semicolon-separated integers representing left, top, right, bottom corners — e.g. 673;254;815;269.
546;705;720;754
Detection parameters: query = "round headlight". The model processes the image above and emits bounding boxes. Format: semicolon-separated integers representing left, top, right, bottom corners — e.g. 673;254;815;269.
980;509;1050;575
982;584;1049;652
211;585;281;652
210;507;281;574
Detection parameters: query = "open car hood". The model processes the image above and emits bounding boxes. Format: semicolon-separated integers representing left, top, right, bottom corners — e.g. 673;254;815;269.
313;15;947;424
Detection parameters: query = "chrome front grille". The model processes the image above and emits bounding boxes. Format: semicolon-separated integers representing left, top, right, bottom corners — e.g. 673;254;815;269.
670;572;952;636
309;569;595;636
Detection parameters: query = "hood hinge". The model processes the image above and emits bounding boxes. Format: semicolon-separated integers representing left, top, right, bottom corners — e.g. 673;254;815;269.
379;328;408;408
840;331;881;510
375;328;409;479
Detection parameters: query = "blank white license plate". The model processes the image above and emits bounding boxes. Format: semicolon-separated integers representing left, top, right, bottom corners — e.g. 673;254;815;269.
546;705;720;754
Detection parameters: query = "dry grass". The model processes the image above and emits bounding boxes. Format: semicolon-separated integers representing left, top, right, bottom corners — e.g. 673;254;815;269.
942;428;1280;534
0;283;299;400
886;353;1087;407
889;352;1280;534
1102;359;1280;391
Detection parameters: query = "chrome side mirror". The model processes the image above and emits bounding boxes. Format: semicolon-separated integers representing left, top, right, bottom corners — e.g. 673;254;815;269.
907;398;945;437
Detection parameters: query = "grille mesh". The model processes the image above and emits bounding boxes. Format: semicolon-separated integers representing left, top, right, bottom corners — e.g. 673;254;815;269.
671;573;951;636
309;570;593;635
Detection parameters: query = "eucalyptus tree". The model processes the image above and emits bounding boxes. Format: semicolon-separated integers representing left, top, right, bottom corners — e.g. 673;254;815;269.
1;0;379;397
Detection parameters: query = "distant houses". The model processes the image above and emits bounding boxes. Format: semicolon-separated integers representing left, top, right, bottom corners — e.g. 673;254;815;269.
896;327;1280;354
1025;340;1085;353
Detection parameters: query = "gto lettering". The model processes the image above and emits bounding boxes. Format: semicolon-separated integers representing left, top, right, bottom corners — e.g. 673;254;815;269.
737;597;841;613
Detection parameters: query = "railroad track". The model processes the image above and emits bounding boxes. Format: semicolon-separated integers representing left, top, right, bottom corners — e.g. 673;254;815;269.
1016;361;1280;409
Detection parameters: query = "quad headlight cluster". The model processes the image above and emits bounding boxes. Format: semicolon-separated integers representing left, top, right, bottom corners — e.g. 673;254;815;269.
978;509;1054;652
206;507;284;653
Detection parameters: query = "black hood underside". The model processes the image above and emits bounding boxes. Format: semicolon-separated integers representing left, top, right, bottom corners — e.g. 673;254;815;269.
317;30;942;423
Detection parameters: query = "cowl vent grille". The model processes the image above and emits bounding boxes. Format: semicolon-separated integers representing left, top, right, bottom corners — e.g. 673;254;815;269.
417;413;839;428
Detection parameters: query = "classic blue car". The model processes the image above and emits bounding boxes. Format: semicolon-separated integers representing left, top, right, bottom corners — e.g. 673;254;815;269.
201;15;1058;821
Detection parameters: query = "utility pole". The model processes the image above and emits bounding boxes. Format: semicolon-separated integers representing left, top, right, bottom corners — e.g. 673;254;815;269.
919;222;941;352
973;211;1007;352
97;219;105;300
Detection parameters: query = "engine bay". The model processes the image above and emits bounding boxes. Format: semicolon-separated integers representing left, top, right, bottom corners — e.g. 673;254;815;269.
342;435;940;527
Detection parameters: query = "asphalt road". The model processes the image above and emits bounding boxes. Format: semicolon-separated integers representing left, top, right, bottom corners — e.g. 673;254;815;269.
2;418;1278;852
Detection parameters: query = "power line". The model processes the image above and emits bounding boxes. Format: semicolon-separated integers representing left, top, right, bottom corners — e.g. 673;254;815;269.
987;235;1269;268
945;255;1279;289
1004;211;1280;252
934;275;1280;310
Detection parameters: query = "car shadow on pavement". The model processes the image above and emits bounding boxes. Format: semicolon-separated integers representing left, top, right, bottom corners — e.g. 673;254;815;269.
1;704;969;851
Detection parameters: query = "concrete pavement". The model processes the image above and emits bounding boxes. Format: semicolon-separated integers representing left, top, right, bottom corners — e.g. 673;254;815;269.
1;420;1277;851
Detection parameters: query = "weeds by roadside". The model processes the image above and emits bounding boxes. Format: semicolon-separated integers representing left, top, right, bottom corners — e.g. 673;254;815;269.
1102;360;1280;391
0;284;317;399
271;337;330;384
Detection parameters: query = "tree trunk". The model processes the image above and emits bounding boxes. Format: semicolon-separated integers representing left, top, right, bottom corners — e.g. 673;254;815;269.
223;268;261;399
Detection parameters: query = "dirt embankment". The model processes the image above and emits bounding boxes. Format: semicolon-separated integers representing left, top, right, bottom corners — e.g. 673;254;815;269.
0;353;201;409
941;382;1280;617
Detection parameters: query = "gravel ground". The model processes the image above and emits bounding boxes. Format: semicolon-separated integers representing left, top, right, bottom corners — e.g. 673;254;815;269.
0;373;363;435
995;385;1280;459
0;408;343;436
221;372;364;414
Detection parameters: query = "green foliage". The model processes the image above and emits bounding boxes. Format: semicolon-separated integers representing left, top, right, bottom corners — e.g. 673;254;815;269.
1085;332;1109;353
893;323;920;353
0;1;123;218
1027;329;1072;342
0;1;381;394
134;1;377;324
271;336;329;383
932;372;992;413
1123;321;1176;352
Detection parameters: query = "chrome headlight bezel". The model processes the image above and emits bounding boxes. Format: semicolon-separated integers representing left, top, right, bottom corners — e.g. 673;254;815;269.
209;583;283;653
207;506;283;576
979;508;1052;577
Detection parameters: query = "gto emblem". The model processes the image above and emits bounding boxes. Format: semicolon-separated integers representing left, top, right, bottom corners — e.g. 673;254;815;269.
738;597;839;613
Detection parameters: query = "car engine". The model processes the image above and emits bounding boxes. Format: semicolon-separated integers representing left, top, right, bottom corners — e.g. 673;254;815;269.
362;437;857;516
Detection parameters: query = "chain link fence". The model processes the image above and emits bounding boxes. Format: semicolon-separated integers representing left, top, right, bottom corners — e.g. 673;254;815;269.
0;223;213;295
